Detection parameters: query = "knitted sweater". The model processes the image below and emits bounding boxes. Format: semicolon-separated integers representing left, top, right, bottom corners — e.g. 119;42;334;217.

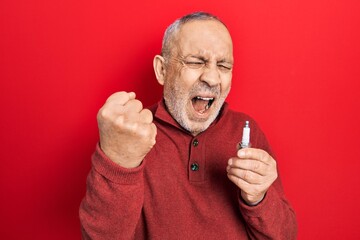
79;100;297;239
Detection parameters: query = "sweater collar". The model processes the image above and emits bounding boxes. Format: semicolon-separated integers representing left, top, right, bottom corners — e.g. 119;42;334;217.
153;98;229;135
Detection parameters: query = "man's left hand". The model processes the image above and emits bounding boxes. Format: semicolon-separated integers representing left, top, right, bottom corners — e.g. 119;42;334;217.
227;148;278;205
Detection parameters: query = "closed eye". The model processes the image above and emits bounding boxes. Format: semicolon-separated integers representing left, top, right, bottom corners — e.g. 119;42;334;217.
183;61;205;69
217;64;232;72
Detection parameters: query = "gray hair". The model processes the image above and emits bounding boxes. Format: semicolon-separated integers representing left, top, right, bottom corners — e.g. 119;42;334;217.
161;12;227;60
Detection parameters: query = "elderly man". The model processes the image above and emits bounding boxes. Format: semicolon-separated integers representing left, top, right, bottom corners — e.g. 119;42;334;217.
80;12;297;239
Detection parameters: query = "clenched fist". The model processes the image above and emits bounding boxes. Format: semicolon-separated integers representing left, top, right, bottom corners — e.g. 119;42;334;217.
97;91;157;168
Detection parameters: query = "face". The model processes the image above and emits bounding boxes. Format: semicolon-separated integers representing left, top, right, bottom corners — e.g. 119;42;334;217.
161;20;233;136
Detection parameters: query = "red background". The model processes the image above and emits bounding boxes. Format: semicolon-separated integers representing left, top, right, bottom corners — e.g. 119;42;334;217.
1;0;360;239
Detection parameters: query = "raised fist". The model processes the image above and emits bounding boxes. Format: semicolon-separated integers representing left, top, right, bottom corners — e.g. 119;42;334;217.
97;91;157;168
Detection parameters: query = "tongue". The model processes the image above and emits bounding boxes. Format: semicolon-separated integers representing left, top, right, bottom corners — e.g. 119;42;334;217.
192;99;209;113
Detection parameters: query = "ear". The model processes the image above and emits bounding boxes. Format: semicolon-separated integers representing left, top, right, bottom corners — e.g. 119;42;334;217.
153;55;166;85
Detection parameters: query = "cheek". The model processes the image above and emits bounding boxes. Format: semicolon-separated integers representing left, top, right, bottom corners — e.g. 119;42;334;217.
221;75;232;92
180;70;201;88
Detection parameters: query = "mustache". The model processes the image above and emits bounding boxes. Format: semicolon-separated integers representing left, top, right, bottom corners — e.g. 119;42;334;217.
189;81;220;96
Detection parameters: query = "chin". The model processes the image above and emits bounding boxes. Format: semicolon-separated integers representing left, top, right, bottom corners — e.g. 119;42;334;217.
165;96;223;135
190;122;209;132
184;114;216;135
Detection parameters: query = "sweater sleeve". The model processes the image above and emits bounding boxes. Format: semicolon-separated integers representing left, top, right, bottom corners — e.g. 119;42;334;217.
79;144;145;240
238;122;298;239
239;178;297;239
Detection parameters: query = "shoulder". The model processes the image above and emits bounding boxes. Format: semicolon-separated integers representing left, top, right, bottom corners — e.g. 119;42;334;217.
220;105;257;128
225;108;253;121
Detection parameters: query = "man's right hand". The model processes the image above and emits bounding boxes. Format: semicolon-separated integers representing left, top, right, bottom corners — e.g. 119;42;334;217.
97;91;157;168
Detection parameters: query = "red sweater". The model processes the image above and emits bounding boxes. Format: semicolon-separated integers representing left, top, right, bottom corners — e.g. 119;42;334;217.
79;101;297;239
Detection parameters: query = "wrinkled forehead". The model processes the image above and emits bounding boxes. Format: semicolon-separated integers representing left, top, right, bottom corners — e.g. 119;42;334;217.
173;20;233;60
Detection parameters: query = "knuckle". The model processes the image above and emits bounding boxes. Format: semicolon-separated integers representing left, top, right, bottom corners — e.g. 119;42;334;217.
129;121;140;132
134;99;143;109
106;91;124;102
236;177;243;188
138;124;157;145
273;159;277;168
252;161;261;171
97;107;110;120
138;125;150;137
150;122;157;130
273;170;278;180
242;170;249;181
117;91;130;99
114;115;126;128
247;172;256;182
142;109;154;121
97;108;104;120
106;91;134;105
258;149;267;160
125;99;143;113
152;124;157;136
253;185;262;194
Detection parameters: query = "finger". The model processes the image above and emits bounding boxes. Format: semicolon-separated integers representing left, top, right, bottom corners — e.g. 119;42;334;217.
138;122;157;145
101;98;142;119
106;91;136;105
132;122;157;145
142;122;157;145
237;148;271;164
139;108;153;124
123;99;143;113
99;98;143;119
227;174;258;195
227;167;262;184
228;158;266;176
113;112;139;133
227;173;265;197
123;110;142;123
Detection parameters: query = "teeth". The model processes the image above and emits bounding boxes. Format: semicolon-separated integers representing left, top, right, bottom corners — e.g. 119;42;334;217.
193;96;214;112
196;96;214;101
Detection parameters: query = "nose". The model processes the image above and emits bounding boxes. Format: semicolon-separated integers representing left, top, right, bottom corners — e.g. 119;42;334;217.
199;64;221;87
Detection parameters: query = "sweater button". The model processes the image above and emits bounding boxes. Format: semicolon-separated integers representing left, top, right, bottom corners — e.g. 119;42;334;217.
193;139;199;147
190;162;199;171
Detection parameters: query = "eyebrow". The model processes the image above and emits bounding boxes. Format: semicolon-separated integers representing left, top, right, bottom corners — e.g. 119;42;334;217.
186;55;232;64
186;55;206;61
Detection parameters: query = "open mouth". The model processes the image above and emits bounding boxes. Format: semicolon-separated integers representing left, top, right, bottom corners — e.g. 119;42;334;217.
191;96;215;114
